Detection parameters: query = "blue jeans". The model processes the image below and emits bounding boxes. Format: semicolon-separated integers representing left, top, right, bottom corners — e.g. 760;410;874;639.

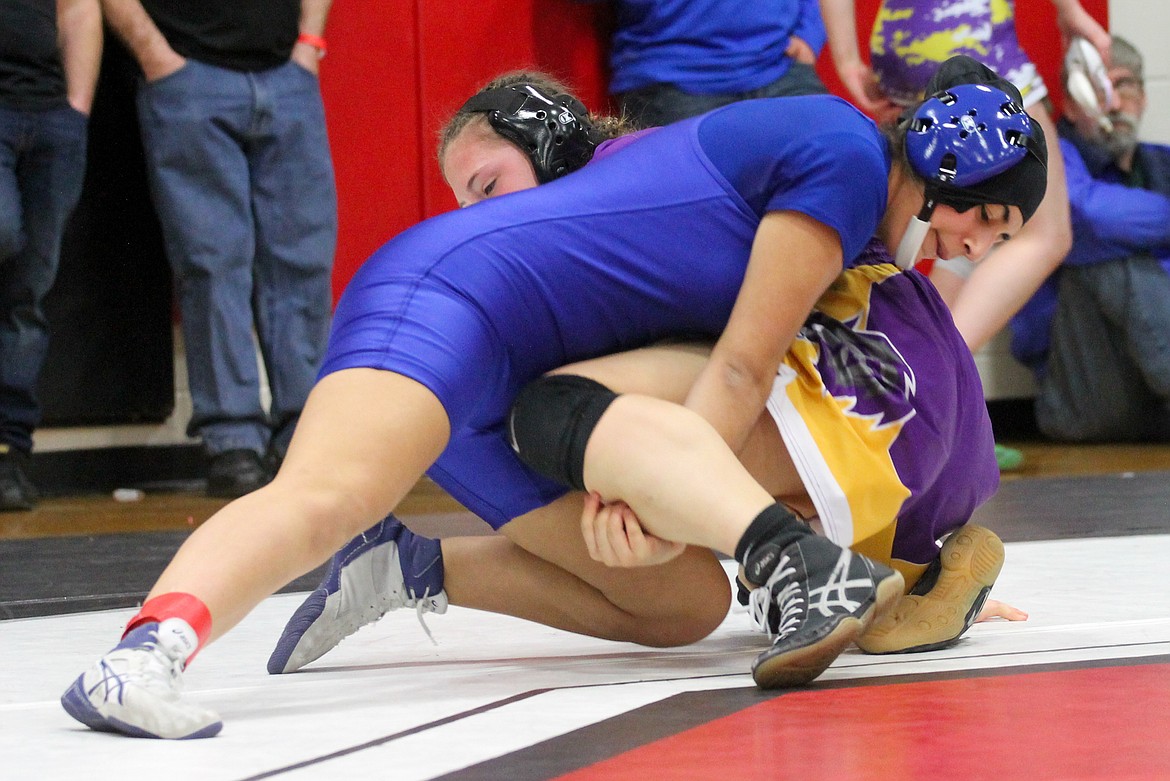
1036;257;1170;442
617;62;827;127
0;103;88;453
136;59;337;457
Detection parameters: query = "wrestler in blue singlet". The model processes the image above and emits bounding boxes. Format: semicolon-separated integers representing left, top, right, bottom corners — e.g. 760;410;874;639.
322;94;996;568
323;95;889;528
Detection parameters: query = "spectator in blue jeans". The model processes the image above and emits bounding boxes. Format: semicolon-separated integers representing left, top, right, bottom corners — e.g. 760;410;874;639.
100;0;337;497
0;0;102;511
585;0;828;127
1011;36;1170;441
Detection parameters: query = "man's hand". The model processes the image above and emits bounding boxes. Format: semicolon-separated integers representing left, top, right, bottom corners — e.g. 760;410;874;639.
141;49;185;82
1054;0;1111;66
785;36;817;65
837;60;902;123
291;42;322;76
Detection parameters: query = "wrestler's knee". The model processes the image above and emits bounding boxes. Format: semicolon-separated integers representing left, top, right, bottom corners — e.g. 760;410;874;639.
620;551;732;647
509;374;617;489
263;472;387;555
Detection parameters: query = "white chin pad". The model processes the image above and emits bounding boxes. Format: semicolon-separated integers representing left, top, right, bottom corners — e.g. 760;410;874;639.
894;215;931;270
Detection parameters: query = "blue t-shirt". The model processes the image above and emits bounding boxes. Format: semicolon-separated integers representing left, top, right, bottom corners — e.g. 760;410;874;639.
604;0;827;95
323;95;889;527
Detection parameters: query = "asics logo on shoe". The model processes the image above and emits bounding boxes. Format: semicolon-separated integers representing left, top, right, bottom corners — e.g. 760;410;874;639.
808;551;871;616
90;659;130;705
744;544;780;584
156;618;198;663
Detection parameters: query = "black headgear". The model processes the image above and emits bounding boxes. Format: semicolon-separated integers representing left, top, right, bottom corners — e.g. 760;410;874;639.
903;56;1049;223
459;83;602;183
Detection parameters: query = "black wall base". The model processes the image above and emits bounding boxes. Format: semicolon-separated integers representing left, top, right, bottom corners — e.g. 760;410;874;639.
986;398;1040;441
25;400;1042;498
27;444;205;497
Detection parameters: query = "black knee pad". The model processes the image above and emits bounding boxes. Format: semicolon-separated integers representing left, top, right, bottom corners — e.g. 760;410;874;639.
508;374;618;490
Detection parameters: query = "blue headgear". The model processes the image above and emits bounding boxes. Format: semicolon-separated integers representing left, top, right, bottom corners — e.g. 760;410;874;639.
459;83;602;183
907;84;1035;184
892;56;1048;268
903;58;1048;223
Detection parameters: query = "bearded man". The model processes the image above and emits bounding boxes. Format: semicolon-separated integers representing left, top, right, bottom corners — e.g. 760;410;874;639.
1010;35;1170;442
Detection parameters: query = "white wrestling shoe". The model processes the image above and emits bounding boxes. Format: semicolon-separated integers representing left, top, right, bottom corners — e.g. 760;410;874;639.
267;515;448;674
61;619;222;739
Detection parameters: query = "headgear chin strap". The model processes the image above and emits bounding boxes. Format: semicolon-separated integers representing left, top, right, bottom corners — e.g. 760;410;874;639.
459;83;602;183
893;206;933;270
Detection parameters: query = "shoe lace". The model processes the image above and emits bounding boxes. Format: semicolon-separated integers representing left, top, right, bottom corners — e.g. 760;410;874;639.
97;631;184;701
412;588;440;646
147;630;187;677
747;555;804;640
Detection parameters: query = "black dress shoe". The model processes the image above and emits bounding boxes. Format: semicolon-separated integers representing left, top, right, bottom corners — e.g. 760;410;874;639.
263;445;284;481
206;448;270;498
0;449;38;511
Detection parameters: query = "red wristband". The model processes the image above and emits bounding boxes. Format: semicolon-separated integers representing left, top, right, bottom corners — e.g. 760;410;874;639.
297;32;327;58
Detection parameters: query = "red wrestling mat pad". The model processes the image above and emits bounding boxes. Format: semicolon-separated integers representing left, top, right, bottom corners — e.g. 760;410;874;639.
557;663;1170;781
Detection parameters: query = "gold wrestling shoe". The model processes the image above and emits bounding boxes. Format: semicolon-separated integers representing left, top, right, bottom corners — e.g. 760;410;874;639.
856;524;1005;655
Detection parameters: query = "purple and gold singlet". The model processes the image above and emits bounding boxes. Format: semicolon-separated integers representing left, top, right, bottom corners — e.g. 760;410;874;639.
870;0;1047;107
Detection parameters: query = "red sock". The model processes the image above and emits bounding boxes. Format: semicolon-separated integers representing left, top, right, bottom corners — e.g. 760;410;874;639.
124;592;213;661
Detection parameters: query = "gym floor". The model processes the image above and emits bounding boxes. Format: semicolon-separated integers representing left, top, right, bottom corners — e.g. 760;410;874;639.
2;440;1169;779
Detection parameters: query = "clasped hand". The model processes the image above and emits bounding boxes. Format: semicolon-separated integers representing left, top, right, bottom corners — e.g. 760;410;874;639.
580;492;687;567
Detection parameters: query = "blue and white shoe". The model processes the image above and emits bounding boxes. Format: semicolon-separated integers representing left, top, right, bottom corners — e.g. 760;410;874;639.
267;515;447;674
61;621;222;739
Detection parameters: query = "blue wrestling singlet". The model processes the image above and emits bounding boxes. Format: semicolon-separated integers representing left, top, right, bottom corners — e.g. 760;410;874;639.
322;96;891;528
